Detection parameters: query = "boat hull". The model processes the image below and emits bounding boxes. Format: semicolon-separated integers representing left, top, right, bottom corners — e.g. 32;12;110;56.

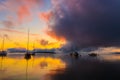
24;53;31;60
0;51;7;56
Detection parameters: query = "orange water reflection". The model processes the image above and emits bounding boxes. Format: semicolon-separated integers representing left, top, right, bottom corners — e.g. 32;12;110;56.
0;56;66;80
100;54;120;61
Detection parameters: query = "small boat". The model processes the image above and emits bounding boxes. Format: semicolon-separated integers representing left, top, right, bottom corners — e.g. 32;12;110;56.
70;52;79;57
0;51;7;56
24;52;31;60
74;52;79;57
88;53;98;57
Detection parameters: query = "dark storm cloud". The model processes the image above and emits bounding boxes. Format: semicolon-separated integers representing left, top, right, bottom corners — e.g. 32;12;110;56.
50;0;120;48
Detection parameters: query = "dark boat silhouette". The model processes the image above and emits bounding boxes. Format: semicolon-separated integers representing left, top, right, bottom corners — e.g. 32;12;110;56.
0;51;7;56
24;52;31;60
70;52;79;57
0;35;7;57
88;53;98;57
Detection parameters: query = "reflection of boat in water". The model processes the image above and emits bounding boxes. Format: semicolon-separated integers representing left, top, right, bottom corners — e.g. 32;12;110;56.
24;28;31;59
0;56;5;71
25;58;30;80
88;53;98;57
0;35;7;57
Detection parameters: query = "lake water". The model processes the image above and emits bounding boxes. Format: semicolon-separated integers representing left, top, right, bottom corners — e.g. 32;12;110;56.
0;53;120;80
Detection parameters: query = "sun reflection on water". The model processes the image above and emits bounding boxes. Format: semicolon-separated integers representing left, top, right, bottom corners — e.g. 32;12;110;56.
0;55;66;80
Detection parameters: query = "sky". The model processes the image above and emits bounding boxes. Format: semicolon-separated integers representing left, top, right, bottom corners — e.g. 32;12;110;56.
0;0;120;52
0;0;66;50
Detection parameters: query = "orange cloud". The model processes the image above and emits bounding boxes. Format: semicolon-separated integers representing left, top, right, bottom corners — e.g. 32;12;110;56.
46;29;66;42
39;11;53;23
92;47;120;54
23;0;43;8
17;5;32;24
40;39;49;46
1;0;43;23
0;0;45;25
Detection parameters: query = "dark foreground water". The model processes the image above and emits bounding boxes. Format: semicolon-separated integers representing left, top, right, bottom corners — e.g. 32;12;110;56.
0;53;120;80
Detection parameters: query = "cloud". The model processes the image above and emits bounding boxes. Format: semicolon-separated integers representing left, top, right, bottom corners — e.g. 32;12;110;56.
0;0;44;24
1;34;23;47
1;20;15;28
36;39;49;46
90;47;120;54
0;28;24;34
30;33;40;37
40;39;49;46
45;28;66;42
0;28;40;37
49;0;120;49
39;11;53;23
17;5;32;24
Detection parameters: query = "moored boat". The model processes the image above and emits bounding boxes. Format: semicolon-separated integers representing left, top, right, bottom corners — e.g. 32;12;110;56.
70;52;79;57
88;53;98;57
24;28;31;60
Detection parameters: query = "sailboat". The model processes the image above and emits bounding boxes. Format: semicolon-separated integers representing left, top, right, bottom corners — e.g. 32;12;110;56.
0;35;7;56
24;28;31;60
88;53;98;57
70;52;80;58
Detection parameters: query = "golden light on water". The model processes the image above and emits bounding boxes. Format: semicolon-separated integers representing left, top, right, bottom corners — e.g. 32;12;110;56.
0;56;66;80
100;54;120;61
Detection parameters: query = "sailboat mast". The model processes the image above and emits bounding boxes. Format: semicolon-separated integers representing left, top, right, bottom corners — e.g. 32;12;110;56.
1;36;5;51
24;28;31;59
27;28;30;53
33;42;35;49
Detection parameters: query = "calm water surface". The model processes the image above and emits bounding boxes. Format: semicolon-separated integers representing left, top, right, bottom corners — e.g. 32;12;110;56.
0;53;120;80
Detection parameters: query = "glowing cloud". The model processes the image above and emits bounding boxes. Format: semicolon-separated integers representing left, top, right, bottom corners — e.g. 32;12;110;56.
46;30;66;42
17;5;32;23
39;11;53;23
